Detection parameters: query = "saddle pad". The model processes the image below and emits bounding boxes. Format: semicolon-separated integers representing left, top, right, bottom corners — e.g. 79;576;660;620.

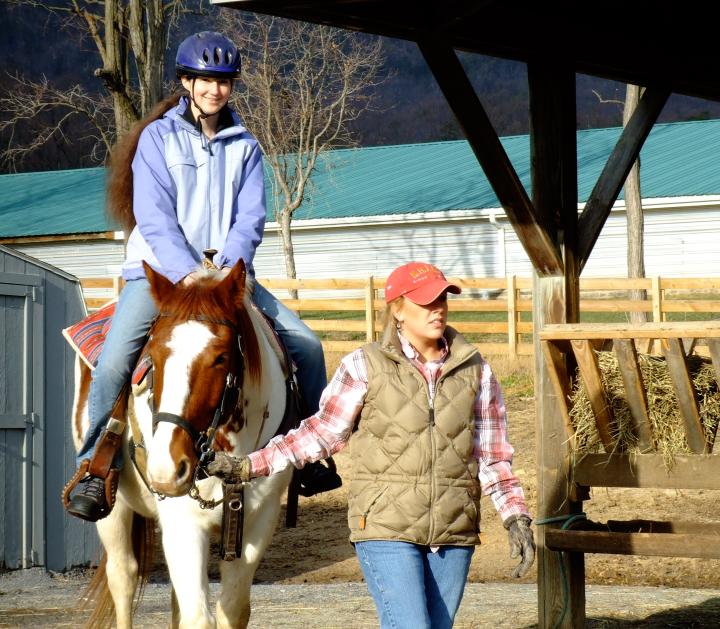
249;300;292;378
62;300;152;385
62;300;117;370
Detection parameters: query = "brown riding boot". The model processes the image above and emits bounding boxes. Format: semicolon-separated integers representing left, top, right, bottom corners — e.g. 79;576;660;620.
64;419;123;522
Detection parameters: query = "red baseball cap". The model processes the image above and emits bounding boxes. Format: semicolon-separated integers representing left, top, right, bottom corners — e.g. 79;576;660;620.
384;262;461;305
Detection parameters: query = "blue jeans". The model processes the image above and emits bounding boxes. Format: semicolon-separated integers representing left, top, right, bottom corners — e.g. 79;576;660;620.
252;281;327;414
77;279;157;467
355;541;474;629
76;277;327;468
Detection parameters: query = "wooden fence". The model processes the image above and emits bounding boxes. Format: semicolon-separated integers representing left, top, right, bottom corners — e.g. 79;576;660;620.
79;276;720;357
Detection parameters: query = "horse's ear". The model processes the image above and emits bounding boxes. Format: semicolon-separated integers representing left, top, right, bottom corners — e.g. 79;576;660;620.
218;259;247;310
143;261;175;304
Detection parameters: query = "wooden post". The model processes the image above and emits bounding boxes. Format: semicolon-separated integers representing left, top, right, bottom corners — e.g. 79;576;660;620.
507;275;518;358
113;276;122;299
652;276;662;322
529;59;585;629
365;276;376;342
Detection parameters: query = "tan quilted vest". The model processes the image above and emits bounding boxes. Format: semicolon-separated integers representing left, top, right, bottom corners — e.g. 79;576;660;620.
347;326;483;546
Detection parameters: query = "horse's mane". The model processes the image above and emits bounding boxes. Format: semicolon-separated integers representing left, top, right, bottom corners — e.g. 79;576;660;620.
106;93;184;233
159;276;261;382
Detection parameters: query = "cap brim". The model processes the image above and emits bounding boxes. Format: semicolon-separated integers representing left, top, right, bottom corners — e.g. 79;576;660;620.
404;280;462;305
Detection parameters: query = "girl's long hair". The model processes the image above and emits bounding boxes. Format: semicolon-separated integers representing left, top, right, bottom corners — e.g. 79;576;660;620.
106;93;183;233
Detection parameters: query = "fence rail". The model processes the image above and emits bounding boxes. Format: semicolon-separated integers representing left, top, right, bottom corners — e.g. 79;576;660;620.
79;275;720;356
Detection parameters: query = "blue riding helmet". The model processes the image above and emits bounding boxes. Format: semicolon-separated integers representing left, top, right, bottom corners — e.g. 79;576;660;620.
175;31;241;79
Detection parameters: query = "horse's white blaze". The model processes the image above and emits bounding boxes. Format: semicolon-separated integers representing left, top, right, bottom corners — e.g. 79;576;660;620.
147;321;214;484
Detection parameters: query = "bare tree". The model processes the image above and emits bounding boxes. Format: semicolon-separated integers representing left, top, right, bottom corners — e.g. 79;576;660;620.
1;0;205;170
220;12;385;295
0;75;115;169
593;85;647;324
623;84;648;325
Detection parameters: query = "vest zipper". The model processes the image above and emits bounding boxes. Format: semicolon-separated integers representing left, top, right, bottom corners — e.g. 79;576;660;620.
359;487;387;530
427;381;437;542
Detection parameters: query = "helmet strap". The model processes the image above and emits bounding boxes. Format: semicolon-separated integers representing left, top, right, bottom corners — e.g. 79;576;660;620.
189;77;211;120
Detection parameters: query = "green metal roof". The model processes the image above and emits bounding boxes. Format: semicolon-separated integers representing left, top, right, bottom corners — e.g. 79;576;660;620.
2;118;720;238
0;167;110;237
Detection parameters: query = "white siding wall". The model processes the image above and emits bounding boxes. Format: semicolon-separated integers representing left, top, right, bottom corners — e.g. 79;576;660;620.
8;199;720;302
12;239;125;302
584;205;720;277
254;214;500;297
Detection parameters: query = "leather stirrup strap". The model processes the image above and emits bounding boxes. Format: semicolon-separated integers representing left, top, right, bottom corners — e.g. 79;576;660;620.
62;459;90;508
127;393;150;483
88;425;124;478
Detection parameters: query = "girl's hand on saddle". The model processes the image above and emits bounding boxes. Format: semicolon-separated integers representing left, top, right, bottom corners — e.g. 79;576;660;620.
180;271;201;288
206;452;253;483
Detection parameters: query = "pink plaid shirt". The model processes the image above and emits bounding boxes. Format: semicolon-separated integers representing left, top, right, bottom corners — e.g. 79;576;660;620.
249;334;530;523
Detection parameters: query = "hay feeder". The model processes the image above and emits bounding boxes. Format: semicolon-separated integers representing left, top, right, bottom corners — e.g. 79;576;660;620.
540;321;720;560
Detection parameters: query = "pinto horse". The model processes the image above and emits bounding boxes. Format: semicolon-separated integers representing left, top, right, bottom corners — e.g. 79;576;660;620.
70;260;292;628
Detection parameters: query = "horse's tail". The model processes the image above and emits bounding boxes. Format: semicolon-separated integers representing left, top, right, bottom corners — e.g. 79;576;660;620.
82;513;156;628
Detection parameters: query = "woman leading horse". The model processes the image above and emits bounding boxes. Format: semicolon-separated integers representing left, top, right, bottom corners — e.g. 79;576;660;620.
209;261;536;629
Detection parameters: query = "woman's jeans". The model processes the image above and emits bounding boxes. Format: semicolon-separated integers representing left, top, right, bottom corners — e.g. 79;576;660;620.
76;278;327;467
355;541;474;629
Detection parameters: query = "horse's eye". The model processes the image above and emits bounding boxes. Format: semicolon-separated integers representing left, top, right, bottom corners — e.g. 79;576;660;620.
213;353;227;366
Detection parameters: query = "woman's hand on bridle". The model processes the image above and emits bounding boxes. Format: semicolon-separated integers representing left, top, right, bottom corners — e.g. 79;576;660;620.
206;452;253;483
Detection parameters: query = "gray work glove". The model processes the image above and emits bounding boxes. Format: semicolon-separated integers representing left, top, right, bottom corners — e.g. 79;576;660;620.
504;515;536;578
206;452;252;483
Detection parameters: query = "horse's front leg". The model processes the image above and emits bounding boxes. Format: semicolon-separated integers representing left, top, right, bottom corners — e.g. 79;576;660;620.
216;472;291;629
158;500;214;629
96;498;138;629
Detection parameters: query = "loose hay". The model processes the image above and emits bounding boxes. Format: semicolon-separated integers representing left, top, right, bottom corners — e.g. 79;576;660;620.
569;351;720;467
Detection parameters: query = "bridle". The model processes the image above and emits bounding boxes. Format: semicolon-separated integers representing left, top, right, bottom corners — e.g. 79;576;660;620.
150;311;245;509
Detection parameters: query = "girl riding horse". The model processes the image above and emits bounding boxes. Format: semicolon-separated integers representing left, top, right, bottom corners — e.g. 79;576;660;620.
65;31;337;521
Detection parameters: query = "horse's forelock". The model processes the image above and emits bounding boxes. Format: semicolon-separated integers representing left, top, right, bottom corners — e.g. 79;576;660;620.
155;278;261;382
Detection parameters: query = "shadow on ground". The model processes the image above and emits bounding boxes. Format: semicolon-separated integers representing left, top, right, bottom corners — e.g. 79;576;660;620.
518;596;720;628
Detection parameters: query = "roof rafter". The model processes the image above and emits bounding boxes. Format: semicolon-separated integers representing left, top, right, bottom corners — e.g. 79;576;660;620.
418;40;563;275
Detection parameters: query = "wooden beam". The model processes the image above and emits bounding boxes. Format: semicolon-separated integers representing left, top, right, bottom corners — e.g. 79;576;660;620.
541;321;720;340
571;339;615;451
661;338;707;454
707;339;720;387
529;60;584;629
545;529;720;559
577;86;670;271
612;339;654;451
573;453;720;489
603;519;720;535
540;341;575;443
418;41;563;275
0;231;120;244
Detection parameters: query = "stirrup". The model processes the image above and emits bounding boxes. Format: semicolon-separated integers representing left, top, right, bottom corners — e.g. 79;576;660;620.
63;460;119;521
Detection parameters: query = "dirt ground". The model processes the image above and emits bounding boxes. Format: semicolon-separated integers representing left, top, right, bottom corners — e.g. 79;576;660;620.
249;354;720;589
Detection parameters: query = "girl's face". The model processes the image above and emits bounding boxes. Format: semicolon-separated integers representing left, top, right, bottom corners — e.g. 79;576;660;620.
394;292;449;348
181;76;232;117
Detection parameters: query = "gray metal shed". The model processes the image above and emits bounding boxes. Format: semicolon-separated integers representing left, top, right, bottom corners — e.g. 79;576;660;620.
0;245;99;571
